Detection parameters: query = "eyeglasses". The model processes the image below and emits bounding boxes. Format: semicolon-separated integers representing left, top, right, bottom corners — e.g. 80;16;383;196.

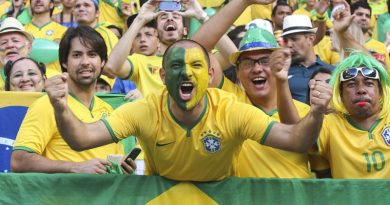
340;67;380;82
237;57;269;69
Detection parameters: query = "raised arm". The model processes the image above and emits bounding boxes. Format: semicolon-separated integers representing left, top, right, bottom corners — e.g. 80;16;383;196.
269;48;300;124
104;0;160;78
265;79;332;152
45;74;113;151
192;0;276;52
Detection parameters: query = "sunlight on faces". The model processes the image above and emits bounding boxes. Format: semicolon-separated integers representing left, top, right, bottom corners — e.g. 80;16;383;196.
9;59;45;92
237;50;274;100
340;74;382;119
62;38;103;87
164;46;209;111
0;33;30;65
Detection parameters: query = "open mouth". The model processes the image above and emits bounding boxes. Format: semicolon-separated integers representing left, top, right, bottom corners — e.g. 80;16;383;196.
179;82;194;101
78;69;93;77
165;24;177;32
252;77;266;86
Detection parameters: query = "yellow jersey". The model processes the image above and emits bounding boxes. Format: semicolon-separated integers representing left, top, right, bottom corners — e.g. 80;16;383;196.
221;77;312;178
24;21;67;42
13;94;125;161
126;53;164;97
102;88;275;181
317;113;390;178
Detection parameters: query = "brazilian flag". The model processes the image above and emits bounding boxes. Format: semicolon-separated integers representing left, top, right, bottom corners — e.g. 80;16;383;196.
0;92;133;173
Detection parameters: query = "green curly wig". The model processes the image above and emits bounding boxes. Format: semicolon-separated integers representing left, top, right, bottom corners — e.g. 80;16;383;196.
329;52;390;117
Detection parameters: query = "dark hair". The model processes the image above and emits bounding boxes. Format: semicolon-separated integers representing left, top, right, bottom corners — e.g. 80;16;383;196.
227;25;246;42
107;24;123;38
4;57;46;91
351;1;372;17
127;14;157;29
59;26;107;73
162;39;210;69
271;1;292;17
306;67;332;104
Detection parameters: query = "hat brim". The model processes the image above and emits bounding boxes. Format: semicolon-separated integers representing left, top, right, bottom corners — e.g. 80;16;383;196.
281;28;318;37
0;29;34;43
229;47;280;65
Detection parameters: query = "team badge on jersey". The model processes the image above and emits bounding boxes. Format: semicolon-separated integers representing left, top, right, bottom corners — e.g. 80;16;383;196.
46;30;54;36
201;134;221;153
382;127;390;146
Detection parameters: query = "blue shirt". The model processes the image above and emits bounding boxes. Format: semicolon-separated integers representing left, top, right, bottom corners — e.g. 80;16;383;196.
288;57;334;103
111;78;137;94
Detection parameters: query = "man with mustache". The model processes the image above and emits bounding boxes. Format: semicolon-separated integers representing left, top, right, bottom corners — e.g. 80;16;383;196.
44;36;332;181
311;10;390;178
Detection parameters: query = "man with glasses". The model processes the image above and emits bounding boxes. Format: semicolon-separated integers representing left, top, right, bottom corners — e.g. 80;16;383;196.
313;52;390;178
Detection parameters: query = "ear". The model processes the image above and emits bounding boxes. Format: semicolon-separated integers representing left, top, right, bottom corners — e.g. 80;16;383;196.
183;26;188;37
26;41;32;52
95;10;99;18
208;66;214;86
159;68;166;84
101;60;106;68
61;63;68;71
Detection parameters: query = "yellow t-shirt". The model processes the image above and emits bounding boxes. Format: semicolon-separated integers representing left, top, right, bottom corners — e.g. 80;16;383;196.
221;77;312;178
98;0;127;30
317;113;390;178
24;21;67;42
95;24;119;57
365;38;390;74
13;94;125;161
102;88;275;181
250;4;272;21
0;0;11;17
127;54;164;97
314;36;340;66
198;0;224;8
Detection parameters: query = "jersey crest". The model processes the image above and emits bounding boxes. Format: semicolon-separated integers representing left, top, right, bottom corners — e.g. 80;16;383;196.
381;126;390;146
201;131;221;153
46;30;54;36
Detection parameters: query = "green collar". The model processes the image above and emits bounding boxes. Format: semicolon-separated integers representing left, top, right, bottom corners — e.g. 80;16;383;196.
68;92;95;111
346;115;382;140
167;95;208;137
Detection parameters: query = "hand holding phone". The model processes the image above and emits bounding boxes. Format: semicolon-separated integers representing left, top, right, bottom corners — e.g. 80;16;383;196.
124;147;142;161
159;1;182;11
121;147;141;174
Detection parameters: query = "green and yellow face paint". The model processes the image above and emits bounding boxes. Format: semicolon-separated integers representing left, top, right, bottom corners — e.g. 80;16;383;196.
164;46;209;111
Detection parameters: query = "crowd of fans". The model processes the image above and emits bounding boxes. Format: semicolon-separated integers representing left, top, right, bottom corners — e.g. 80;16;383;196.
1;0;390;180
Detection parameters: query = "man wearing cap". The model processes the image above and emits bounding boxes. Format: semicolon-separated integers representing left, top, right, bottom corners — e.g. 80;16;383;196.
193;0;318;178
11;26;134;174
282;15;334;103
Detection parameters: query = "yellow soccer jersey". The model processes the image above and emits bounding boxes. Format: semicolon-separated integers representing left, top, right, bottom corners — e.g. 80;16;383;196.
0;0;11;17
127;53;164;97
314;36;340;65
102;88;275;181
13;94;125;162
0;67;5;91
24;21;67;42
220;77;312;178
98;0;125;30
317;113;390;178
198;0;224;8
365;38;390;73
250;4;272;21
95;24;119;56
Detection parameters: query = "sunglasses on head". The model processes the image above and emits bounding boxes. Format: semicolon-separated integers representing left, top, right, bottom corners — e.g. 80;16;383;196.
340;67;380;82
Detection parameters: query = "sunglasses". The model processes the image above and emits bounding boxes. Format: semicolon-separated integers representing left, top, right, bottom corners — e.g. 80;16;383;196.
340;67;380;82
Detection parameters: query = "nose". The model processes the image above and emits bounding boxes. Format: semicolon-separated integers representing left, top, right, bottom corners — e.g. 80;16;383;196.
80;54;90;65
20;74;30;82
251;62;265;73
140;34;146;42
356;83;368;95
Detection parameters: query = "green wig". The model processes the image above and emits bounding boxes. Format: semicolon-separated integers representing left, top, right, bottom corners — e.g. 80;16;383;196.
329;52;390;117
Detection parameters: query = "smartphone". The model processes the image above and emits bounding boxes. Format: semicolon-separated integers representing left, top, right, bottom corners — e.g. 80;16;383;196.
159;1;181;11
124;147;142;161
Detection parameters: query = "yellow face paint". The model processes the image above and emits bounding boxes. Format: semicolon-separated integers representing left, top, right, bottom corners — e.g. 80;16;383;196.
165;46;209;110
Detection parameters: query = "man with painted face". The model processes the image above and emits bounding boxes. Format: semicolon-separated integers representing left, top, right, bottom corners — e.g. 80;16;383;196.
105;0;236;97
45;38;332;182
